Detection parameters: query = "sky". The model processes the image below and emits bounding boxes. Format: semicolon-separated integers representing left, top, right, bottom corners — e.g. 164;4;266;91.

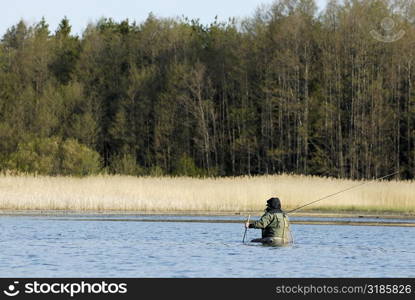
2;0;328;36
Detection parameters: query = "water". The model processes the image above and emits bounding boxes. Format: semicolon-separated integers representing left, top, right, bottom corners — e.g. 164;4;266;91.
0;215;414;277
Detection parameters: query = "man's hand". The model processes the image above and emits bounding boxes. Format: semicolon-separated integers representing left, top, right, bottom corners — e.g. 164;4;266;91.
245;222;250;229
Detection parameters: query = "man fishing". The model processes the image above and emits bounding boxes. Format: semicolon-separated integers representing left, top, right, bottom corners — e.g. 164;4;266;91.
245;197;293;246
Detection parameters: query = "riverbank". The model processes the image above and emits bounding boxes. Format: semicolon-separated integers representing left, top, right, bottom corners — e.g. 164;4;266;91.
0;209;414;218
1;209;415;227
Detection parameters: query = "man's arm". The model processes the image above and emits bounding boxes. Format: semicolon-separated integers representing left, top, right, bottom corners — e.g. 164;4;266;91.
249;213;272;229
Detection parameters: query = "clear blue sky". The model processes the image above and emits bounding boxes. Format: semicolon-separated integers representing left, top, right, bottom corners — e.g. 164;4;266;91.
3;0;327;36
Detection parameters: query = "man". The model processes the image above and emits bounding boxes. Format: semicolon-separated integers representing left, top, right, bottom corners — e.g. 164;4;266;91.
245;197;293;246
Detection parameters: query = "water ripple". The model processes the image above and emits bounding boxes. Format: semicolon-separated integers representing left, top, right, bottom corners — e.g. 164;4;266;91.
0;216;414;277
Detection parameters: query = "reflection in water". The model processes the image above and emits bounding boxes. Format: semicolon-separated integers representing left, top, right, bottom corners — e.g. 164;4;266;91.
0;216;414;277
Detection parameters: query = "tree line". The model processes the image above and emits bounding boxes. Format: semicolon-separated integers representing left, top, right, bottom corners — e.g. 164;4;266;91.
0;0;414;179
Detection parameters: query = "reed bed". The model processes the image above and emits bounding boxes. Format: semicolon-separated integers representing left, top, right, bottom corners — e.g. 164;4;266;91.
0;174;413;213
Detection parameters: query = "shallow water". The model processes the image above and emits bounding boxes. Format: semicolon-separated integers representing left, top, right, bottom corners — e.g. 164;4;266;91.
0;215;414;277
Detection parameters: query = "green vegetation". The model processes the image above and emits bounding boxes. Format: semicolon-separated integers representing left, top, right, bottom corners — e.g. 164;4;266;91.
6;138;101;176
0;0;414;179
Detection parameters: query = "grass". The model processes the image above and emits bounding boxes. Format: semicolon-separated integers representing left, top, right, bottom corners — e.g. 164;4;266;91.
0;174;414;214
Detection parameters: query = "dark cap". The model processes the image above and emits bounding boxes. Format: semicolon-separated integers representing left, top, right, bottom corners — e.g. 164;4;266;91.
266;197;281;210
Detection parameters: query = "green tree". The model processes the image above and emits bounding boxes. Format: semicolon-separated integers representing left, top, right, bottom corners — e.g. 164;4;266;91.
49;17;80;85
109;153;143;176
6;137;61;175
6;137;101;176
60;139;101;176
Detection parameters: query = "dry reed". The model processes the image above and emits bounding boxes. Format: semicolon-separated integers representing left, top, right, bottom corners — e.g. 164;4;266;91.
0;174;413;213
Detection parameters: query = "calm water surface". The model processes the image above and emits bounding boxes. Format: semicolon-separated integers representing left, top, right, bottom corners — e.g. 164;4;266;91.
0;216;414;277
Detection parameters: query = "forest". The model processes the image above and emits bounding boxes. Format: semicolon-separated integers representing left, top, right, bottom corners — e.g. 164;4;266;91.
0;0;414;179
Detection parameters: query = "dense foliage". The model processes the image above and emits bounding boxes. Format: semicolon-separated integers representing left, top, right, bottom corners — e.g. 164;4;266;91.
0;0;414;178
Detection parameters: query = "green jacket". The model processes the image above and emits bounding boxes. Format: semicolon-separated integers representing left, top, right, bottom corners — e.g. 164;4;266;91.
249;211;290;239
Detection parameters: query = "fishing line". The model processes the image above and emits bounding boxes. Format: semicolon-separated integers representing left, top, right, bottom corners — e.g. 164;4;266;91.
286;171;400;214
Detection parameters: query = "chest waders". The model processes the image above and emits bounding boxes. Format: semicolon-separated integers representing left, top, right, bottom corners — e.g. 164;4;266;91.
267;213;292;246
252;212;293;246
281;213;293;244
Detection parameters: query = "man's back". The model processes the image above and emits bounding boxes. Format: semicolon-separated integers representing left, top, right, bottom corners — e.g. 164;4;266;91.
246;197;293;246
250;211;292;245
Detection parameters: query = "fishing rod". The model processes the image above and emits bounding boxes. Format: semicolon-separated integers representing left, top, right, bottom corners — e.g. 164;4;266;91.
286;171;400;214
242;214;250;243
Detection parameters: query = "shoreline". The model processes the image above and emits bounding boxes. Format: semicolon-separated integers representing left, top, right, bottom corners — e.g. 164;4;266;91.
0;209;414;219
1;209;415;227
